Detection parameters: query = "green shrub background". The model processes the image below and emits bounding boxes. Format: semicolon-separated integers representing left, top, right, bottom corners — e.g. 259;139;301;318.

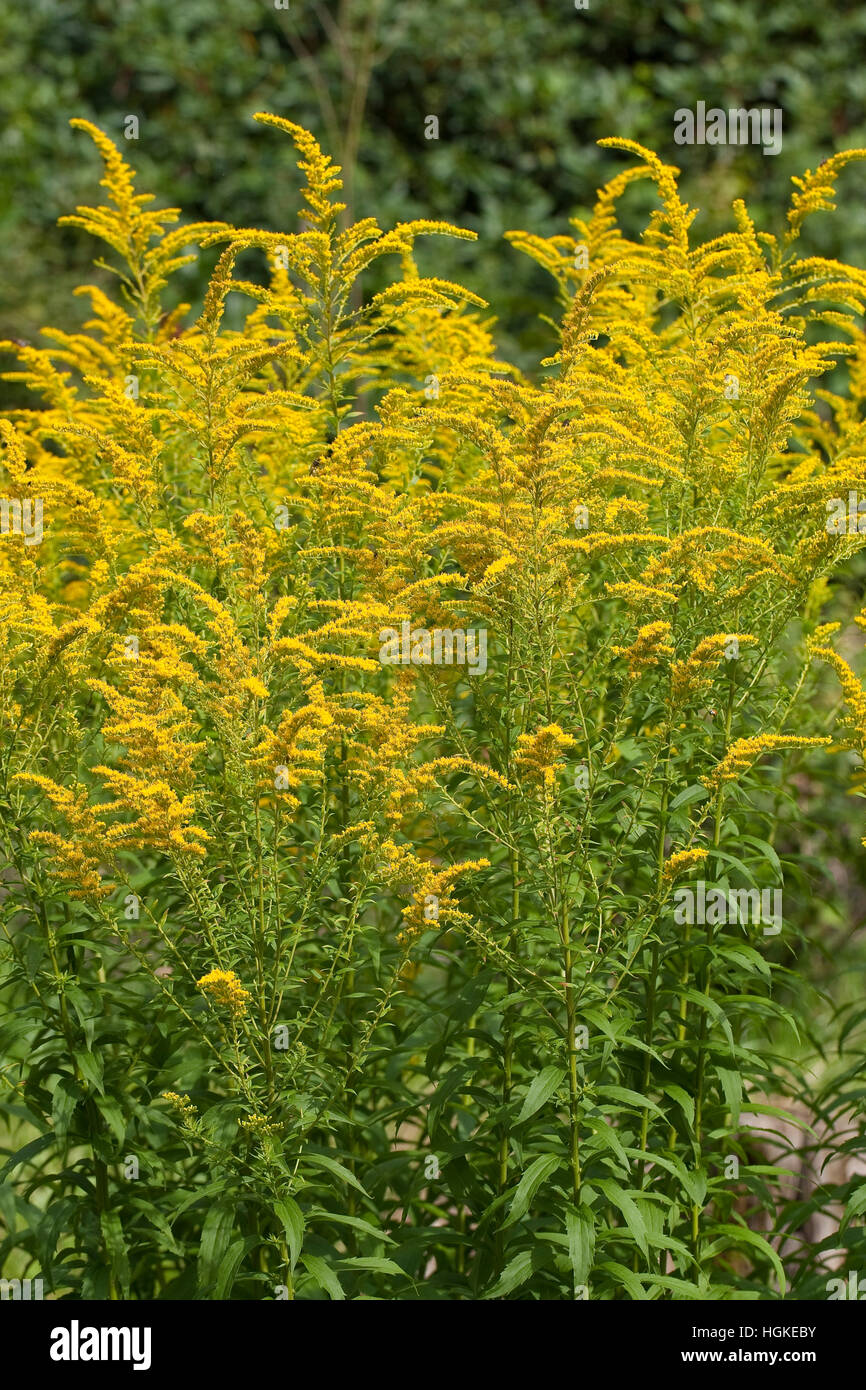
4;0;866;364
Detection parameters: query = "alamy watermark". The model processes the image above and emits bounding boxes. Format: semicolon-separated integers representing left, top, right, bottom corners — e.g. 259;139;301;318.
0;1277;43;1299
0;497;42;545
49;1321;152;1371
826;1271;866;1299
379;621;487;676
674;102;782;156
673;881;782;936
826;492;866;534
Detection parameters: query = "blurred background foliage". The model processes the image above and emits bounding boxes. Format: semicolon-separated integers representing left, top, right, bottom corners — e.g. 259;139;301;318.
3;0;866;368
3;0;866;1040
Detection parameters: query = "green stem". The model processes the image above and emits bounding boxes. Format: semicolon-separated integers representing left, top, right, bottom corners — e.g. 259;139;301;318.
562;901;582;1207
691;677;734;1260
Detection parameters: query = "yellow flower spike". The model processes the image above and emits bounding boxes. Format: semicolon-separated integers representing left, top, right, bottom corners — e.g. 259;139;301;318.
514;724;578;790
240;676;269;700
380;841;491;943
612;621;675;679
670;634;757;702
661;847;709;885
14;774;114;900
707;735;832;790
809;642;866;756
8;114;866;1303
786;149;866;243
606;580;678;610
162;1092;198;1123
810;622;842;646
196;970;252;1020
238;1115;282;1137
253;112;346;228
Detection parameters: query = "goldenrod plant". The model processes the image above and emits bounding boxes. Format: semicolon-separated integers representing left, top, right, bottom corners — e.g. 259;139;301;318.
2;118;866;1300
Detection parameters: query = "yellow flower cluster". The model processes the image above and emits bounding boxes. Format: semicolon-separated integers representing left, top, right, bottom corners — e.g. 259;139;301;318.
161;1092;198;1124
379;839;490;943
6;115;866;1081
670;634;757;702
196;970;253;1020
661;847;709;884
613;622;675;679
707;735;832;790
514;725;578;790
238;1114;282;1137
809;638;866;755
15;775;114;900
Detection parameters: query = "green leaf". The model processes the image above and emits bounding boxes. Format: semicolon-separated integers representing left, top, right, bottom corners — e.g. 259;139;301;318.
132;1203;181;1257
597;1258;649;1299
301;1252;345;1300
597;1085;665;1117
745;1102;814;1135
198;1201;235;1294
843;1185;866;1226
662;1084;695;1130
65;984;97;1046
681;989;734;1048
73;1049;104;1094
565;1205;595;1287
718;945;771;981
739;835;783;879
516;1065;565;1124
340;1256;404;1276
100;1210;130;1297
709;849;759;884
681;1166;708;1209
670;784;709;811
51;1076;82;1141
0;1133;54;1182
307;1209;394;1243
716;1067;742;1127
505;1153;561;1226
214;1238;248;1299
641;1272;710;1299
304;1153;369;1197
273;1197;304;1270
703;1225;786;1296
595;1179;648;1257
484;1249;534;1298
583;1113;630;1171
95;1094;126;1145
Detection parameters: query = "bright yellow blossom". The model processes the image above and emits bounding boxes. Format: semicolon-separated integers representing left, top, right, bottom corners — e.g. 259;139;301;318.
196;970;252;1020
